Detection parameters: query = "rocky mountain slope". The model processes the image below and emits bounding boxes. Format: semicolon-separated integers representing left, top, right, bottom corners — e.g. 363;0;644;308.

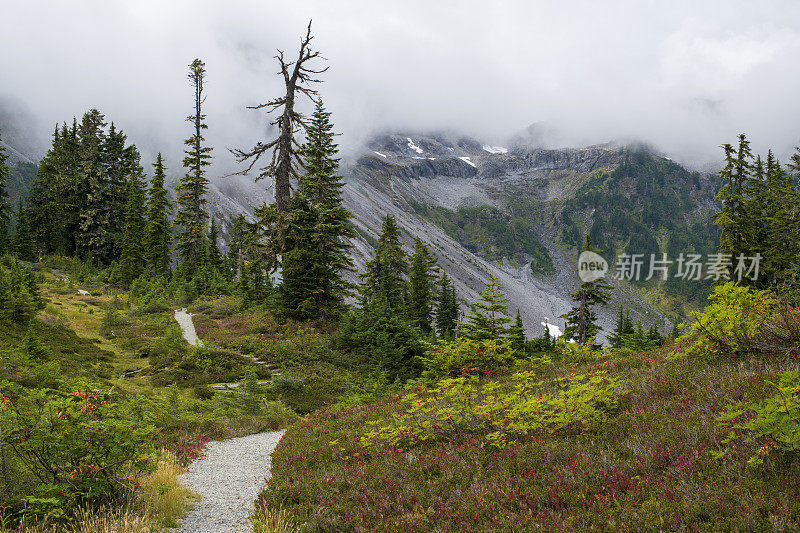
206;132;720;339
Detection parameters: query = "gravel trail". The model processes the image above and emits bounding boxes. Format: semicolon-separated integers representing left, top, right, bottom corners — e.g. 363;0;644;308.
176;431;285;533
174;308;204;346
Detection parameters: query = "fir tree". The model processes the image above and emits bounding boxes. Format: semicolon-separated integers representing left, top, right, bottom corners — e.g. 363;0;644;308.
561;237;612;344
608;307;634;348
29;121;81;256
144;153;172;275
408;238;438;334
279;194;323;319
714;134;753;277
228;214;252;281
509;310;526;353
118;167;147;285
281;101;354;319
76;109;109;261
0;129;10;255
176;58;212;267
103;123;138;259
361;215;408;312
435;271;458;338
208;216;223;272
462;274;512;341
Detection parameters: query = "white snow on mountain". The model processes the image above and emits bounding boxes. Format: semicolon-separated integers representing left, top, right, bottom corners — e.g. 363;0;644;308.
542;320;563;338
407;137;424;154
458;156;476;168
482;145;508;154
374;151;387;158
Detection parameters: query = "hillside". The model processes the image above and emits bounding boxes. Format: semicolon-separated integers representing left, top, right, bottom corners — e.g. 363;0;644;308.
255;284;800;531
207;133;720;339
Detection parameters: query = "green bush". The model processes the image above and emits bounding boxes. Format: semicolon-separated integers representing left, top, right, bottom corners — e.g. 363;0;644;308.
715;369;800;467
362;369;626;449
0;386;156;519
148;323;189;364
675;282;776;359
419;337;515;380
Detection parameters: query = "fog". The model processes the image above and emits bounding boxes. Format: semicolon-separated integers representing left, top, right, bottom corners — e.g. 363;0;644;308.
2;0;800;175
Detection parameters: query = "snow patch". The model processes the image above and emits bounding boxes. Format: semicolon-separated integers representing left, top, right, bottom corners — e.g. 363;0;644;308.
374;151;387;158
77;289;89;296
458;156;477;168
541;319;563;338
482;145;508;154
412;156;436;160
406;137;424;154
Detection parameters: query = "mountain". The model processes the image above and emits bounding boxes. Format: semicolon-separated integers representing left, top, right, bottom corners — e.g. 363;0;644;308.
0;139;38;204
207;131;720;340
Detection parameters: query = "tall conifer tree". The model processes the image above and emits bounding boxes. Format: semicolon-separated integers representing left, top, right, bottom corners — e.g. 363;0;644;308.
76;109;109;261
119;165;147;285
144;153;172;275
176;58;212;267
361;215;407;311
462;275;512;341
561;237;612;343
435;271;458;338
408;238;438;334
281;101;354;319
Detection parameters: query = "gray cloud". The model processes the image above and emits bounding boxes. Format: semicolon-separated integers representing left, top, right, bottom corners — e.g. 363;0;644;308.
2;0;800;174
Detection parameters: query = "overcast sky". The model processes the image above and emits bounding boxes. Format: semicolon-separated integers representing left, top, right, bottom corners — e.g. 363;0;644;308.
2;0;800;172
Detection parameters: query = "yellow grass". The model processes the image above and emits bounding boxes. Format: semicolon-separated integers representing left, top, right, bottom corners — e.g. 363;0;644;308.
140;451;196;528
251;506;298;533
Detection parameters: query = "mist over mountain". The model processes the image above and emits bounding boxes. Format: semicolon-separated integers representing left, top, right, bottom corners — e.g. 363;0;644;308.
3;0;800;175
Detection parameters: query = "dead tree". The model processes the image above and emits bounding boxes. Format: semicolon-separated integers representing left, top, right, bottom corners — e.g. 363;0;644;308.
231;20;327;213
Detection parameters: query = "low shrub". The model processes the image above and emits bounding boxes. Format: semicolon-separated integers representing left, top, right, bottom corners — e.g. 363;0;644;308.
675;282;776;359
715;369;800;467
419;337;515;380
362;369;626;449
0;386;157;520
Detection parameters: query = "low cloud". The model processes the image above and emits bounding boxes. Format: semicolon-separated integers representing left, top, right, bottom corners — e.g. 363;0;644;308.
2;0;800;174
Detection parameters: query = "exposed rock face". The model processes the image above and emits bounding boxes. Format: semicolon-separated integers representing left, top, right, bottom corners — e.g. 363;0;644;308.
207;132;715;340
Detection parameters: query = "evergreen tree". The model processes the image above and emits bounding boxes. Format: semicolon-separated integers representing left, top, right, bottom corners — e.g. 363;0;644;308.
561;237;612;344
176;58;212;267
280;101;354;320
29;121;81;256
408;238;438;334
208;216;223;272
608;306;634;348
118;167;147;285
461;274;512;341
144;153;172;275
76;109;109;261
647;323;663;345
103;123;139;259
11;199;33;261
279;194;323;319
435;271;458;338
0;129;10;255
361;215;408;311
509;310;526;353
714;134;753;277
228;214;252;281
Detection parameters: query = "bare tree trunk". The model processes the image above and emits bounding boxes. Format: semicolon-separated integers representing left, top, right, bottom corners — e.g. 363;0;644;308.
231;21;327;214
